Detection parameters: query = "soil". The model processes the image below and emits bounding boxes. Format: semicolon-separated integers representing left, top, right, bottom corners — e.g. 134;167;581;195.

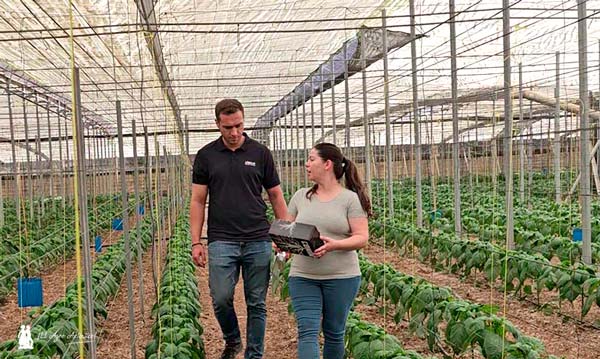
95;238;167;358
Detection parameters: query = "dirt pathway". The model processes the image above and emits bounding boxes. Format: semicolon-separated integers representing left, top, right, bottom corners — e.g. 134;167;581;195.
363;243;600;359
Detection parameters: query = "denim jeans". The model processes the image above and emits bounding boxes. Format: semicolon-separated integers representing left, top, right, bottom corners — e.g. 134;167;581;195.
208;240;272;359
288;275;361;359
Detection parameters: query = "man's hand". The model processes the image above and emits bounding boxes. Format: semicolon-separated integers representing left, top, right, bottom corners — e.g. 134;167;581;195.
192;244;207;267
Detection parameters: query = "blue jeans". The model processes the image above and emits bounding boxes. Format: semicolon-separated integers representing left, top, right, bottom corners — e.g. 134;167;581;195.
208;240;272;359
288;276;361;359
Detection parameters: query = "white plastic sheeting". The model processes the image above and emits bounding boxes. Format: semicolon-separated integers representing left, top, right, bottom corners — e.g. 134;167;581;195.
0;0;598;163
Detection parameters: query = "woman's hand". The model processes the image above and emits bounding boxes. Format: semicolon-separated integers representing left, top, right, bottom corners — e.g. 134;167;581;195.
314;235;338;258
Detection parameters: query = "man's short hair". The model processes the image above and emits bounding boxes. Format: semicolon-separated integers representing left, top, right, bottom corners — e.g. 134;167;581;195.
215;99;244;121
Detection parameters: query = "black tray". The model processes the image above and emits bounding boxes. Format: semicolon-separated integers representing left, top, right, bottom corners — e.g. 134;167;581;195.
269;219;323;257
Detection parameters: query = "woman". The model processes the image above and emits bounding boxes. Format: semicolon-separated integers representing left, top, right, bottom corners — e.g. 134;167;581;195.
285;142;372;359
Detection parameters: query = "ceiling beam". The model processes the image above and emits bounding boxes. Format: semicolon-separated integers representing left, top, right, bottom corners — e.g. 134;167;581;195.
134;0;184;150
0;63;112;135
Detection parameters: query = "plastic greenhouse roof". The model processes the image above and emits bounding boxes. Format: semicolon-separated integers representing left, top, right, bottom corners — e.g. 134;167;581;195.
0;0;599;163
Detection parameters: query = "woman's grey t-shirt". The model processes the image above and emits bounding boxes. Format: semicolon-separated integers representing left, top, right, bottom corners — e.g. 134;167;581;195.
287;187;367;280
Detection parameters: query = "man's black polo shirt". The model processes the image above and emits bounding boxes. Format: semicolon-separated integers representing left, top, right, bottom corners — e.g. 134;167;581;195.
192;133;280;243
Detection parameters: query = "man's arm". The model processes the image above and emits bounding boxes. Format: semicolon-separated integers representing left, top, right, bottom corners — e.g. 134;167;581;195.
190;183;208;266
266;185;287;220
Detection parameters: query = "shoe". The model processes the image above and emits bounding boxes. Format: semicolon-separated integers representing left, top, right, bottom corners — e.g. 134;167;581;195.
219;342;243;359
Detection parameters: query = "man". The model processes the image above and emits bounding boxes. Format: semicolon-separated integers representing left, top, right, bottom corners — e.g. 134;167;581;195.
190;99;287;359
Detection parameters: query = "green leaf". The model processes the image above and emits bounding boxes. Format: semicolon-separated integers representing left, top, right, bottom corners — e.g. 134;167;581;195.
482;330;504;359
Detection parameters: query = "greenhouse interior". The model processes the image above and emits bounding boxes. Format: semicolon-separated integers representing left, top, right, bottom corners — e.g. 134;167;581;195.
1;0;600;358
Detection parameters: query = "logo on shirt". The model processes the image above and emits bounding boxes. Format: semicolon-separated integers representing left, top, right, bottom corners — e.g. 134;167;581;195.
244;161;256;167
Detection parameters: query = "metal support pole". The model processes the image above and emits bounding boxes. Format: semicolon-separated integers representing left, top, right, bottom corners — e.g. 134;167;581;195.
382;9;394;216
22;95;34;218
72;68;97;358
344;43;351;156
57;109;65;204
7;84;20;221
578;0;592;264
597;40;600;186
154;134;163;241
292;95;302;191
34;101;43;213
65;115;72;200
131;120;145;319
555;51;562;203
331;59;336;146
361;37;372;199
283;103;289;194
116;101;137;359
319;67;325;141
310;79;315;146
409;3;422;225
185;116;190;164
450;0;461;236
302;88;308;186
163;147;171;236
0;174;3;227
143;126;155;264
94;130;101;196
519;63;525;203
277;116;284;190
503;0;515;249
46;108;55;200
272;116;278;177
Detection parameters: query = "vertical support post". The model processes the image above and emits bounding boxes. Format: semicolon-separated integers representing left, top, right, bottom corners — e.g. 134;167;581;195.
409;2;422;225
503;0;515;249
597;40;600;185
450;1;461;235
7;84;20;222
46;108;55;201
35;98;43;215
554;51;562;203
519;63;525;203
319;67;325;141
302;87;308;186
578;0;592;264
292;95;302;191
22;94;34;219
361;35;372;200
57;108;65;205
310;79;315;146
283;103;289;194
272;116;279;178
143;126;155;259
163;147;171;237
344;43;351;156
185;116;190;165
65;115;72;200
0;174;3;227
131;120;145;318
331;59;336;146
116;101;137;359
277;116;284;190
382;9;394;217
94;130;101;196
72;68;97;358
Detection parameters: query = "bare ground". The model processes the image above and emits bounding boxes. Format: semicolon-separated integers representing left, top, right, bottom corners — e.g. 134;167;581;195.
363;242;600;359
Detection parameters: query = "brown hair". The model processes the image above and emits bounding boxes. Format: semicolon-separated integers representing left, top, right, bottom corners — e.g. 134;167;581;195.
215;99;244;121
306;142;372;217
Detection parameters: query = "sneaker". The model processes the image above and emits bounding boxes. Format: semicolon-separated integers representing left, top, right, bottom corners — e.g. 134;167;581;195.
219;342;243;359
